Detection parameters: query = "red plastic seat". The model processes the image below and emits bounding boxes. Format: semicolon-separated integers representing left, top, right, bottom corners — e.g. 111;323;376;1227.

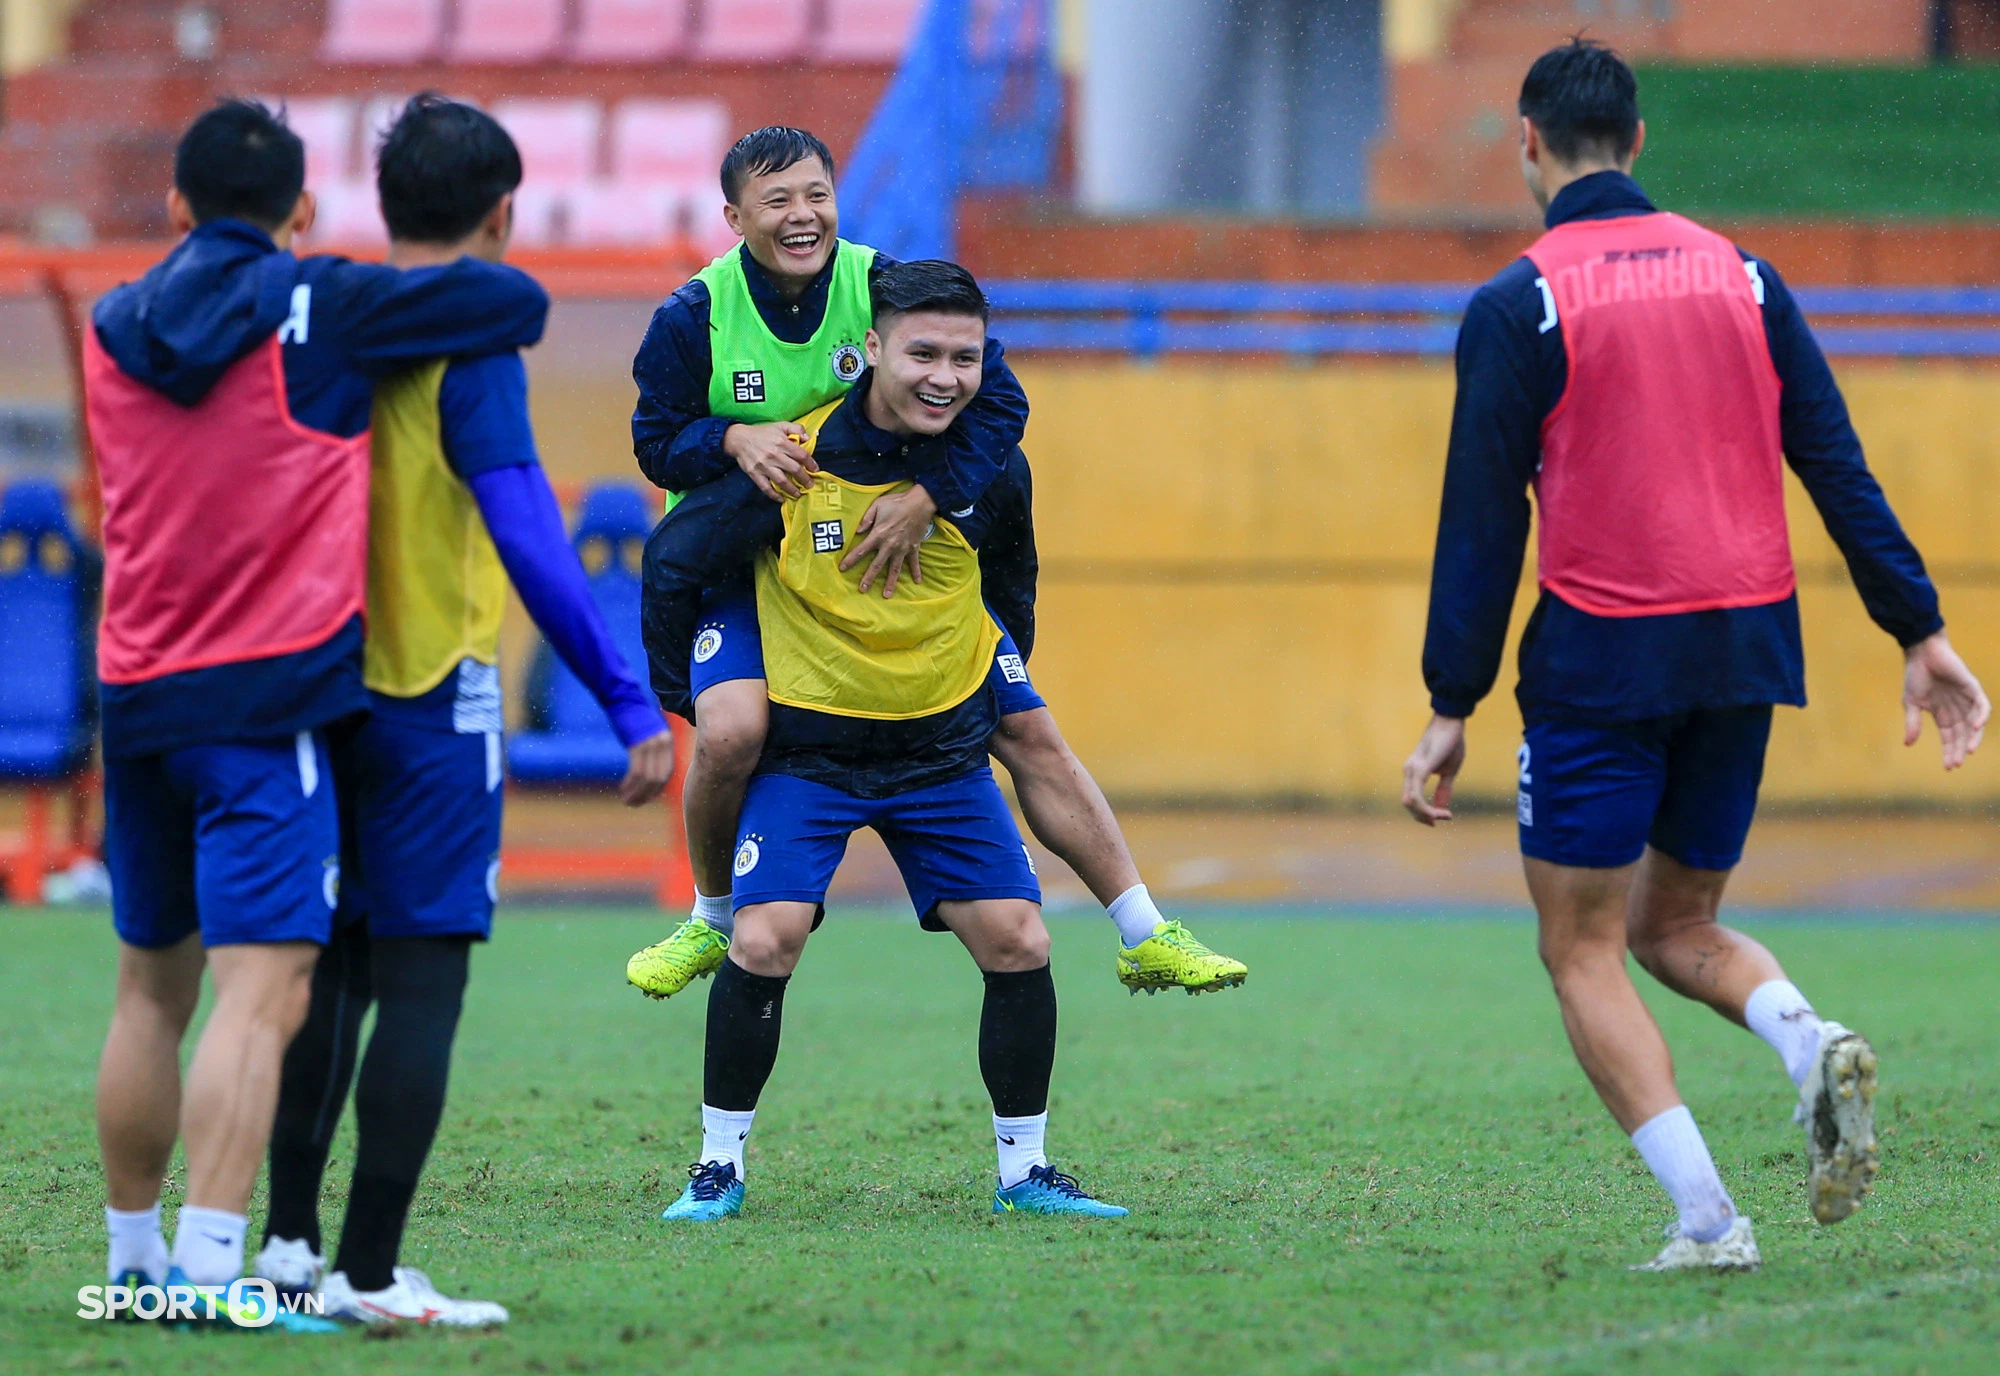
322;0;446;63
567;182;687;246
492;98;604;186
302;178;386;249
271;97;357;185
819;0;924;62
692;0;813;62
448;0;566;62
609;99;730;186
571;0;692;62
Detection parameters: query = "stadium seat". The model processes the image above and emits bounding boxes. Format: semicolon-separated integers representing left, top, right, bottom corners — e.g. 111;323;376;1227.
692;0;813;63
507;484;656;784
567;181;686;247
304;178;387;249
609;98;729;186
571;0;693;62
492;98;604;186
447;0;566;63
277;96;357;184
0;481;95;786
819;0;925;62
322;0;446;63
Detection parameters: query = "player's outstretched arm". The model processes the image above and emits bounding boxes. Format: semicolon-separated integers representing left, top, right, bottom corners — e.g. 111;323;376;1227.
1402;714;1467;826
1903;631;1990;771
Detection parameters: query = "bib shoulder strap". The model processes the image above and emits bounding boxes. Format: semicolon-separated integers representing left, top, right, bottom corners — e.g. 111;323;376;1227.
794;399;843;457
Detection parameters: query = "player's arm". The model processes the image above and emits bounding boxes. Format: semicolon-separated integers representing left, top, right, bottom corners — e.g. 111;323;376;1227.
971;448;1038;659
632;284;816;498
1405;273;1547;823
315;255;551;373
1753;254;1988;767
439;353;674;806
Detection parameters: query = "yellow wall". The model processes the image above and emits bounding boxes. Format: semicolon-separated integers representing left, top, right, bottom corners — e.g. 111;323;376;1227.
519;348;2000;805
1007;357;2000;807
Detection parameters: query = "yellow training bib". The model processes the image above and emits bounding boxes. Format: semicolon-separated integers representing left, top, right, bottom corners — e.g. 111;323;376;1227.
753;405;998;720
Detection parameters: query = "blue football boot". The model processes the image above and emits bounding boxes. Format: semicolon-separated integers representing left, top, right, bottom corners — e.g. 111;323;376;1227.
993;1165;1129;1217
163;1265;342;1333
661;1160;745;1222
108;1268;159;1322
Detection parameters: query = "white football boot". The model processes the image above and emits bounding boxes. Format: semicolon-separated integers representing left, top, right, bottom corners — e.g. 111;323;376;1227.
1797;1020;1880;1224
252;1236;325;1295
1633;1215;1761;1273
319;1266;509;1327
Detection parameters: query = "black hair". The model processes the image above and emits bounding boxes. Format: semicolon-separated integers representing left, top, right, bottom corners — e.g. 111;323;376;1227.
173;99;306;230
870;260;990;330
720;126;835;204
376;93;523;244
1518;37;1640;165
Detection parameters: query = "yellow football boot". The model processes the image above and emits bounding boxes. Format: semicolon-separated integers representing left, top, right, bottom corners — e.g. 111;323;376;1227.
626;918;730;1000
1115;920;1247;995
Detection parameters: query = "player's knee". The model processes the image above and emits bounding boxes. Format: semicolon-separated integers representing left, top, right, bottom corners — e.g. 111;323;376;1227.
728;909;808;976
694;697;768;783
981;903;1050;970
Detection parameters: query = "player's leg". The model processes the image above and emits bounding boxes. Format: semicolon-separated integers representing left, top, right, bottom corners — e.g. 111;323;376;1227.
663;773;853;1221
96;751;202;1287
1624;705;1878;1224
310;711;508;1326
628;591;767;999
991;704;1246;995
258;918;372;1292
1519;717;1755;1271
883;768;1125;1216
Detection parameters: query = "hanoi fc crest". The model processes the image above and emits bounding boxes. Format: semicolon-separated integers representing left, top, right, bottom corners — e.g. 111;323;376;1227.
830;342;865;384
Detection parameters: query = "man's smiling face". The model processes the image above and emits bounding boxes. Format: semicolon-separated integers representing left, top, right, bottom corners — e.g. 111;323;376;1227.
724;155;837;289
863;311;985;437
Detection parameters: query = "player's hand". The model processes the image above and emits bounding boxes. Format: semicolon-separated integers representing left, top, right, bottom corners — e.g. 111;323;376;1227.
725;422;817;501
619;729;676;807
1903;630;1989;771
1402;713;1467;825
841;484;936;596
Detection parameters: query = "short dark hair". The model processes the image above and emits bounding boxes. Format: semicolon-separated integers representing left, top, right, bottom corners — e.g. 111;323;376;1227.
173;99;305;230
1518;38;1640;165
870;260;990;331
720;126;835;204
376;93;523;244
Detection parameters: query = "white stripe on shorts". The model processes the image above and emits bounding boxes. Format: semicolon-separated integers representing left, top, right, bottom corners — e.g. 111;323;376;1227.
296;731;319;798
485;730;502;794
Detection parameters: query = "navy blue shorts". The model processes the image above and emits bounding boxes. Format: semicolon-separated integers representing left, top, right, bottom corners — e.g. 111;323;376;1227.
105;731;340;949
731;767;1042;930
690;586;1045;715
333;711;504;941
1518;706;1773;871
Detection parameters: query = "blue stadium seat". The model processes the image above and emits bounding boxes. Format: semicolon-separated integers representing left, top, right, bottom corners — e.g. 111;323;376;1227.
506;482;655;784
0;480;96;781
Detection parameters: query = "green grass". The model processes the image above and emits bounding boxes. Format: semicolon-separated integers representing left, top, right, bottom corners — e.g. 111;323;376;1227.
3;907;1997;1374
1636;64;2000;218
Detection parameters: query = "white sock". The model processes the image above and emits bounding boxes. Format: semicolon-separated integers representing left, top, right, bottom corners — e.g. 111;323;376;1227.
1631;1105;1736;1243
1744;979;1823;1088
994;1112;1049;1188
106;1203;168;1284
699;1104;755;1176
170;1205;246;1287
694;891;734;937
1107;884;1164;948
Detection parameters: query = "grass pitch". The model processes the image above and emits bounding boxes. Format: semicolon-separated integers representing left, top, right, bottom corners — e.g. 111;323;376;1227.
3;906;1997;1375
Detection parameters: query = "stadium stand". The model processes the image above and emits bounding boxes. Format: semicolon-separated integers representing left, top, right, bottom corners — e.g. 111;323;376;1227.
0;480;99;901
303;177;387;248
275;96;358;183
321;0;447;64
692;0;814;63
566;182;686;247
820;0;926;62
609;97;729;184
448;0;569;65
571;0;694;62
494;97;604;183
508;483;653;785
